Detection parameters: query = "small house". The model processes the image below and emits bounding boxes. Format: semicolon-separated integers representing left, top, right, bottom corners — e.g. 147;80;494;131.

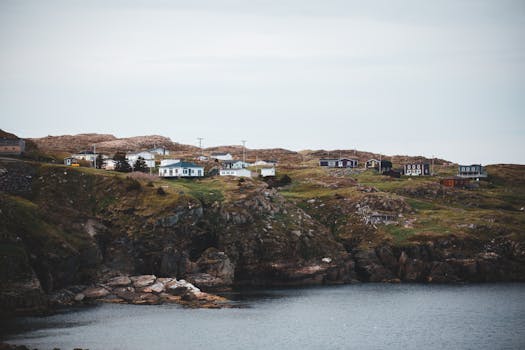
219;168;252;178
457;164;487;179
211;152;233;161
404;163;430;176
366;159;380;169
197;155;208;161
222;160;250;169
126;151;155;168
0;138;25;155
72;150;97;162
159;161;204;178
64;157;79;166
440;177;471;188
366;159;392;172
319;158;358;168
260;168;276;177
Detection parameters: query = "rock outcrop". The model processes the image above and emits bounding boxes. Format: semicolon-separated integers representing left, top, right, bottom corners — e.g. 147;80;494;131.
68;275;229;308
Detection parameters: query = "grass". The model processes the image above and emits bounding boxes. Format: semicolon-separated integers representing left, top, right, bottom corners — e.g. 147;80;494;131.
382;226;417;245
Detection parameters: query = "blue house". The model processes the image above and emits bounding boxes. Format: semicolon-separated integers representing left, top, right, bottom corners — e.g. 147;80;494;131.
458;164;487;179
159;161;204;178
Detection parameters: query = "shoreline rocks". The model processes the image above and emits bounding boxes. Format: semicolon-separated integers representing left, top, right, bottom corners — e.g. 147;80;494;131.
76;275;229;308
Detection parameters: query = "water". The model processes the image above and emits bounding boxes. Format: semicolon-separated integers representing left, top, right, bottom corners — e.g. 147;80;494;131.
2;284;525;350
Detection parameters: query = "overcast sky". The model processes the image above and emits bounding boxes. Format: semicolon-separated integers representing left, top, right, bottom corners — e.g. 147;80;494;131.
1;0;524;164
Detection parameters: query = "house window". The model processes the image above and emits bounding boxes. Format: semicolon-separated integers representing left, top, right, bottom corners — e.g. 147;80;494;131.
184;169;188;174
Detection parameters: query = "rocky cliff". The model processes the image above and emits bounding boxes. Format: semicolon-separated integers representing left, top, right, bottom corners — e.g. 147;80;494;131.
1;159;524;317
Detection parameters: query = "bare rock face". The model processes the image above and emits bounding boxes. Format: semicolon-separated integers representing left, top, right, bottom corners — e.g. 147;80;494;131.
193;248;235;288
130;275;156;288
354;249;397;282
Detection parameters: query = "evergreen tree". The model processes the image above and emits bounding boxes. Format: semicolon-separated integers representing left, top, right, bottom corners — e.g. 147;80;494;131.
113;152;132;172
95;154;104;169
133;156;148;173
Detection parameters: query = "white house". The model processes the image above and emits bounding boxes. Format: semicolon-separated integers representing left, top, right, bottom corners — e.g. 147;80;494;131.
159;161;204;178
222;160;250;169
149;147;170;156
211;152;233;161
219;168;252;178
260;168;276;177
160;159;181;167
197;155;208;161
126;151;155;168
71;151;97;162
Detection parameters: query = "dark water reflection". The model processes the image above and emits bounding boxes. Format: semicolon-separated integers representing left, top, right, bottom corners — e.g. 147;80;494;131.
2;284;525;350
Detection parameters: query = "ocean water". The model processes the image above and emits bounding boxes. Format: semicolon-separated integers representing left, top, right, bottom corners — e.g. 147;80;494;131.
2;284;525;350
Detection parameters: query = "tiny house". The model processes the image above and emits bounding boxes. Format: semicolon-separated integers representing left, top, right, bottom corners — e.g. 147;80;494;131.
260;168;276;177
404;163;430;176
440;177;471;188
219;168;252;178
319;158;358;168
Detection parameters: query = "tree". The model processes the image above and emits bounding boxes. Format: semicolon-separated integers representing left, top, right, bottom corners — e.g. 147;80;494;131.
113;152;132;172
133;157;148;173
95;154;104;169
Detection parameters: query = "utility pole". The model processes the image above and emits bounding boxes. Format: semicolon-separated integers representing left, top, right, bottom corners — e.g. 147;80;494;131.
379;153;382;173
241;140;247;164
93;144;96;168
197;137;204;157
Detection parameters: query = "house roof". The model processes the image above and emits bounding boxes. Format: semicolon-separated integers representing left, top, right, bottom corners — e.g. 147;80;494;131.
160;161;202;168
211;152;231;156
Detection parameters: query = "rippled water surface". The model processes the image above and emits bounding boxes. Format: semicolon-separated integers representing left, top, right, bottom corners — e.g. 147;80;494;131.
2;284;525;350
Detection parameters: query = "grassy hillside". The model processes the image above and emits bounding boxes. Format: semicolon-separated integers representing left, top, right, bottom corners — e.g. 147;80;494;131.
278;164;525;247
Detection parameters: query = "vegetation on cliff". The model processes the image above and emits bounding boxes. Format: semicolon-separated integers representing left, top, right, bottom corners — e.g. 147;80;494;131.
1;145;524;317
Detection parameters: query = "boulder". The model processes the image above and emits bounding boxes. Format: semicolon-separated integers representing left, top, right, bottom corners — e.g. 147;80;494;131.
83;287;110;299
74;293;85;302
130;275;156;288
132;293;160;305
106;276;132;287
143;282;165;294
166;279;200;296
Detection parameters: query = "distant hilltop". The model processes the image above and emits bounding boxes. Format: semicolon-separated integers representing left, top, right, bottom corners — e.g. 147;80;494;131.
28;133;196;154
10;131;451;165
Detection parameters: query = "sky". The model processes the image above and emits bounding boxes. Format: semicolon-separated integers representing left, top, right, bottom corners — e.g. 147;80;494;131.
0;0;524;164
